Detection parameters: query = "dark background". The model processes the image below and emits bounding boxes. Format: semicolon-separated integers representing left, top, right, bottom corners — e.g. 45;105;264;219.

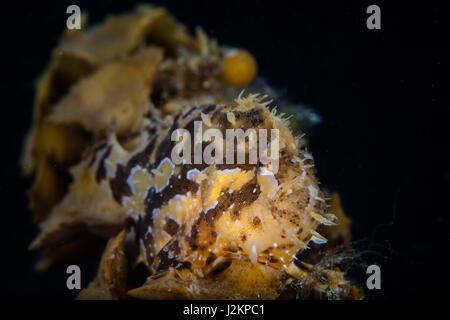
0;0;447;300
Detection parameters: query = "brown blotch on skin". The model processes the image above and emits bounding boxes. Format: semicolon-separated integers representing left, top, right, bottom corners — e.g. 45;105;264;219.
105;136;158;203
223;246;238;253
96;146;111;183
201;104;220;115
142;164;200;234
153;113;182;165
268;257;278;263
252;216;261;227
234;108;265;128
164;218;179;236
215;163;256;172
262;247;272;254
156;240;180;271
203;175;260;225
87;141;107;167
228;178;260;219
205;252;216;265
209;259;232;276
150;167;199;210
126;136;157;171
109;164;131;202
187;216;203;250
211;110;233;131
175;261;192;271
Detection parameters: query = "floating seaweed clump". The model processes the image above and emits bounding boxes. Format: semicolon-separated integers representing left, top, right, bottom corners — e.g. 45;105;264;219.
22;5;362;299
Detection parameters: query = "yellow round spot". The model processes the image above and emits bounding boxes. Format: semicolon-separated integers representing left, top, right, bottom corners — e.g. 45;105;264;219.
220;49;257;87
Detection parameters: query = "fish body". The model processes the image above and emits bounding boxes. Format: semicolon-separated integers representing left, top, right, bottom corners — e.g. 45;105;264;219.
23;5;360;300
